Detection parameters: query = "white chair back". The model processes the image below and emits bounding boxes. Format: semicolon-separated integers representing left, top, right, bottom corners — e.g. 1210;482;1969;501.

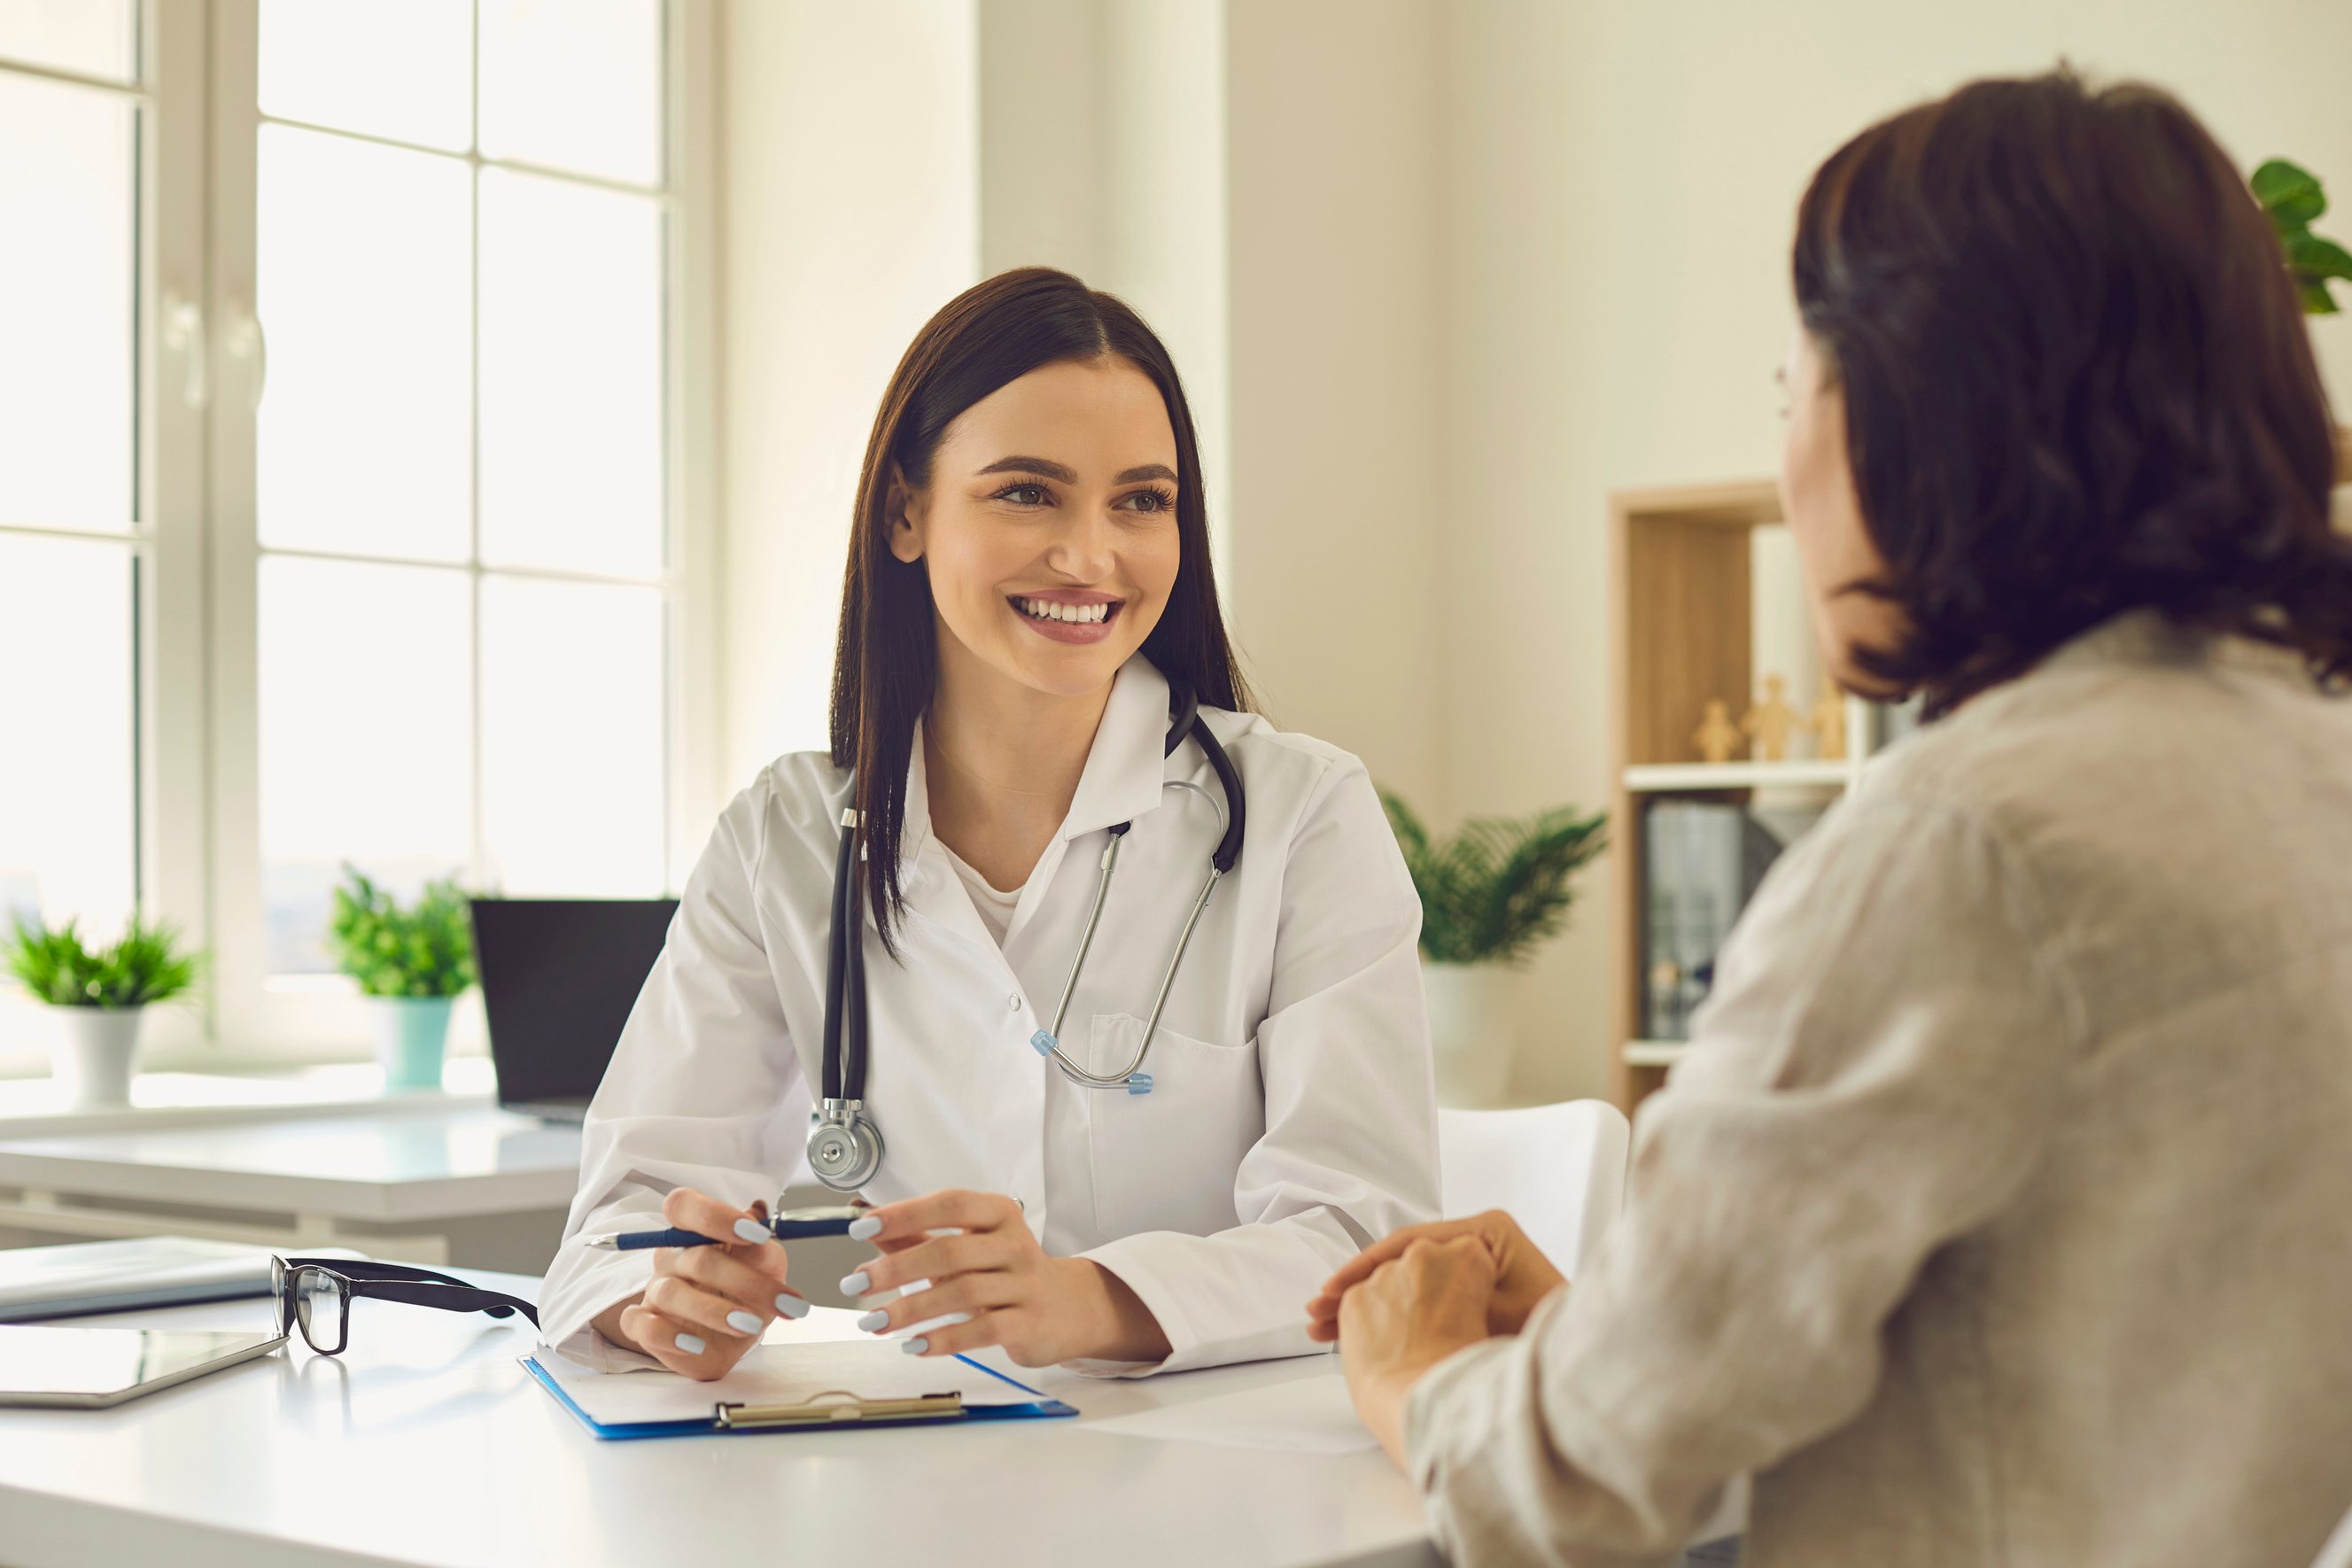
1436;1098;1631;1277
2313;1500;2352;1568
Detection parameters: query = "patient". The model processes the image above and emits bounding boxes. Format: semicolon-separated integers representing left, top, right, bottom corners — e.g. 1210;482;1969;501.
1308;69;2352;1566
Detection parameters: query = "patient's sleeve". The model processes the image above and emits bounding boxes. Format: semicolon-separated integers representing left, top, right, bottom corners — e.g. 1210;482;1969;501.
1402;796;2084;1564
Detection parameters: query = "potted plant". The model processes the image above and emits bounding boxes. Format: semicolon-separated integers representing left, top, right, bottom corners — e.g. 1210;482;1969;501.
4;914;203;1106
1381;792;1608;1106
329;866;477;1093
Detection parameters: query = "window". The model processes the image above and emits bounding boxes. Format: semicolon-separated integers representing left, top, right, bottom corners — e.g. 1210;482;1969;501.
0;3;147;1001
0;1;715;1067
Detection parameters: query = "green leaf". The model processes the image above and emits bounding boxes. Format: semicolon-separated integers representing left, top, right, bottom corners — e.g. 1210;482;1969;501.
2254;158;2325;229
1378;788;1609;967
2300;278;2342;314
2289;234;2352;283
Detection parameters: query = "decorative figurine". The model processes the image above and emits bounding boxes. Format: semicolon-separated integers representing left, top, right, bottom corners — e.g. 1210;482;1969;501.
1810;687;1848;762
1693;698;1742;765
1742;674;1802;762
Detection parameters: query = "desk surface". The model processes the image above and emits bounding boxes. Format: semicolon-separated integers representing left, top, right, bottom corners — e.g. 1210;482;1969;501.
0;1107;583;1221
0;1275;1440;1568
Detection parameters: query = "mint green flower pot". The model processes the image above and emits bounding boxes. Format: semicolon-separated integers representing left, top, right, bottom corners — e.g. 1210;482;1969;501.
369;997;453;1093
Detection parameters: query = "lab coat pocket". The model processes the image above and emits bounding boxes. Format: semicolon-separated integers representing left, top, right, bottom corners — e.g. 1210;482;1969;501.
1083;1013;1264;1240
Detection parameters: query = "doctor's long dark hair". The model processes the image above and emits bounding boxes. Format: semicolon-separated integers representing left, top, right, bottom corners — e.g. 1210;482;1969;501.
829;268;1253;951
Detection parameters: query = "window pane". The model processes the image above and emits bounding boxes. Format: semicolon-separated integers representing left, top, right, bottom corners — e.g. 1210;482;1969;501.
0;73;133;532
258;0;470;151
0;535;135;942
478;169;663;578
259;556;471;974
478;0;661;187
479;576;664;896
0;0;135;82
258;125;471;563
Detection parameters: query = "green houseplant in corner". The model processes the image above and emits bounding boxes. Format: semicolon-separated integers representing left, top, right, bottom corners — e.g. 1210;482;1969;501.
2253;158;2352;315
330;866;477;1093
4;913;203;1107
1381;791;1608;1106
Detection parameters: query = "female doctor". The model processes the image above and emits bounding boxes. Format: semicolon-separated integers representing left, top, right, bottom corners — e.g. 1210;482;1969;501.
538;267;1440;1380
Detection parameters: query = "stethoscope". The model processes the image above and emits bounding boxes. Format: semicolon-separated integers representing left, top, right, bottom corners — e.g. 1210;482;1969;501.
805;680;1246;1193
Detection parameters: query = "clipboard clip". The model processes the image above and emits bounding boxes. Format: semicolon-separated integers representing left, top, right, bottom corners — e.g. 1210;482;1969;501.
714;1388;966;1430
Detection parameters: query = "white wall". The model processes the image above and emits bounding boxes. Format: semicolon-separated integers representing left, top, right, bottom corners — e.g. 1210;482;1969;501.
1436;0;2352;1103
717;0;979;786
1223;0;1449;810
715;0;2352;1104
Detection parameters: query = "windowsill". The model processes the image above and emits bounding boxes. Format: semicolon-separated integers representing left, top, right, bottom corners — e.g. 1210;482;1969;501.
0;1055;501;1140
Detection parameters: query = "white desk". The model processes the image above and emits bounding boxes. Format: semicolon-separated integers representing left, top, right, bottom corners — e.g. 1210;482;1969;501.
0;1276;1444;1568
0;1081;582;1271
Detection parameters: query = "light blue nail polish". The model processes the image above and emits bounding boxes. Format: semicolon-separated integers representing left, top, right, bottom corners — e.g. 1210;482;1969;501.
674;1333;707;1355
856;1309;889;1332
733;1217;770;1245
840;1270;870;1296
775;1293;811;1319
903;1337;928;1355
726;1310;762;1334
847;1215;883;1241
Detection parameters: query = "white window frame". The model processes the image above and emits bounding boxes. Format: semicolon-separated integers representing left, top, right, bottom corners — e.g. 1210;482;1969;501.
0;0;720;1074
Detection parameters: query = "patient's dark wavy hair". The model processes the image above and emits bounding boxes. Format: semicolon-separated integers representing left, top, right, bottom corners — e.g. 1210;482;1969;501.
1793;67;2352;716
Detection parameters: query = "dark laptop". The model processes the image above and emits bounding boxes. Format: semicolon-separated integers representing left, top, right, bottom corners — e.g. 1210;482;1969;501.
470;897;678;1122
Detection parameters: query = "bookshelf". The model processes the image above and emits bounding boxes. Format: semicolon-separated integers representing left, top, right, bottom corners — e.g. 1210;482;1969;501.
1606;430;2352;1111
1603;479;1893;1110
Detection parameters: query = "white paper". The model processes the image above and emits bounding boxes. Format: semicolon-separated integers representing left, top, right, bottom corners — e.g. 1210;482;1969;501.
531;1330;1039;1427
1084;1371;1378;1455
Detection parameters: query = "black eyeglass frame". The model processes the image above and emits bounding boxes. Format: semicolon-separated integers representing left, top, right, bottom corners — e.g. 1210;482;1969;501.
270;1255;540;1355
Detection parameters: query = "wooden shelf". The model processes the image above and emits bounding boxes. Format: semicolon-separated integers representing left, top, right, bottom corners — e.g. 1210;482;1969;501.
1623;760;1855;793
1621;1040;1691;1068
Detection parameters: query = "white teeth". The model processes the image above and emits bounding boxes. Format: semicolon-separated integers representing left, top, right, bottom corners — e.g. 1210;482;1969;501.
1016;598;1110;625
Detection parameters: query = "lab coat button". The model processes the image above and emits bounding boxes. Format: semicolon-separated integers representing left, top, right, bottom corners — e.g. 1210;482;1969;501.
1007;994;1021;1011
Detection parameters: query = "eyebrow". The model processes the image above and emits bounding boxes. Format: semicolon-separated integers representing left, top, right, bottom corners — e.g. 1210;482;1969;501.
974;456;1178;486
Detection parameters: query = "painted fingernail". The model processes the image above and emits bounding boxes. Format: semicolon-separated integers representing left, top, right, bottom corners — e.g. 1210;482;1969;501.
903;1337;928;1355
847;1215;883;1241
840;1270;870;1296
726;1310;762;1334
674;1333;707;1355
856;1309;889;1332
775;1293;811;1319
733;1218;770;1245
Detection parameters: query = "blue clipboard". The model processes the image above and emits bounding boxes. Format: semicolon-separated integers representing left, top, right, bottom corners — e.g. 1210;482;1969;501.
522;1354;1077;1440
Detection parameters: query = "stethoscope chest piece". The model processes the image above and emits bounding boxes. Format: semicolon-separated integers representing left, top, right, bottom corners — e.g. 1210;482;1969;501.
809;1098;883;1192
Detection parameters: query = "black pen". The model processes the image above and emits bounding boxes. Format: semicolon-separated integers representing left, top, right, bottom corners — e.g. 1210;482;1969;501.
586;1204;868;1251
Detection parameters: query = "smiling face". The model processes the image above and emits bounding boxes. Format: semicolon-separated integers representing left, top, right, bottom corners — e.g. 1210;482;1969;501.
889;355;1183;702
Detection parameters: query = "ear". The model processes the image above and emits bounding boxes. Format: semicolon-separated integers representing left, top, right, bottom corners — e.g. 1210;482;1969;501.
884;466;924;564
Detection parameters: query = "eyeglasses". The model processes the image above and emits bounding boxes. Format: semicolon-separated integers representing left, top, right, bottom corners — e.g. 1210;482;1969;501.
270;1255;540;1356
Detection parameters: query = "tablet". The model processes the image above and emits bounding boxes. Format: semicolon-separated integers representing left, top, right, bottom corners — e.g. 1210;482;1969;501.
0;1324;288;1409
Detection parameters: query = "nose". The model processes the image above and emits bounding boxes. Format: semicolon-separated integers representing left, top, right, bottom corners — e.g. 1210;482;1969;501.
1041;503;1116;581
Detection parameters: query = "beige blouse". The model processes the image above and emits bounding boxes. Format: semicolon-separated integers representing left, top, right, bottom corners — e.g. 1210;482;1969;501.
1406;613;2352;1566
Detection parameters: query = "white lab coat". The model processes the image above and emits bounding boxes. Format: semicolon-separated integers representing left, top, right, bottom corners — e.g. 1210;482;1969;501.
538;656;1440;1375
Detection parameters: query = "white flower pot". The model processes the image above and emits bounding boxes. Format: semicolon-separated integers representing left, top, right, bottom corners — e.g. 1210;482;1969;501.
50;1006;144;1108
1422;961;1514;1107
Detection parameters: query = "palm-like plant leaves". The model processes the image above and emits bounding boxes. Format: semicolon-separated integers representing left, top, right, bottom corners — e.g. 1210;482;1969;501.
1381;791;1608;966
4;912;203;1008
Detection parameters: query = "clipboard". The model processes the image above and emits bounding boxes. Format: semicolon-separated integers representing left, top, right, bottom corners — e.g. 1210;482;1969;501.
522;1347;1077;1441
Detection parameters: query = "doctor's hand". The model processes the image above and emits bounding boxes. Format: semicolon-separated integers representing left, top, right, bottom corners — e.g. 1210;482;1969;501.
592;1190;809;1380
1306;1208;1565;1345
1334;1236;1498;1470
842;1189;1172;1369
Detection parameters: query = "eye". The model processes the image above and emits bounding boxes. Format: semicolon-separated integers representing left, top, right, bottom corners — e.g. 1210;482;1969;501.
990;482;1052;507
1118;487;1176;515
